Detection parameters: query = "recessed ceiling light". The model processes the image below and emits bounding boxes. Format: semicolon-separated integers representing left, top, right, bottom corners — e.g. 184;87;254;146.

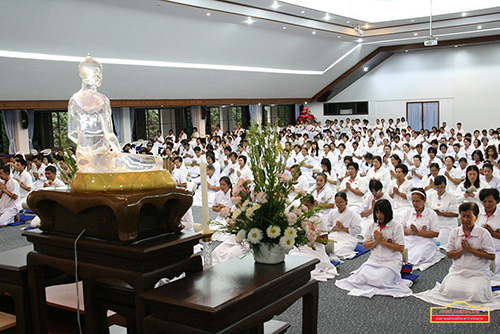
312;31;316;34
271;1;279;9
363;67;369;72
346;21;350;24
364;23;370;29
455;45;458;47
413;32;418;36
324;13;330;21
405;50;408;52
338;35;341;38
462;12;467;17
357;38;363;43
411;19;415;22
206;12;211;16
477;25;482;29
283;26;287;29
245;17;254;24
301;10;305;14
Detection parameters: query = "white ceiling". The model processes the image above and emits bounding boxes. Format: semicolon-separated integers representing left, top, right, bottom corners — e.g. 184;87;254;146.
0;0;499;102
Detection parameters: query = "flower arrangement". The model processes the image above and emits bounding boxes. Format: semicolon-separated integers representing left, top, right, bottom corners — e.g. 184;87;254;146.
218;121;324;255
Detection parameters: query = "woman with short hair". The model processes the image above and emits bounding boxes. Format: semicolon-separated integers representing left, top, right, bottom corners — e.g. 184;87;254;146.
414;202;500;310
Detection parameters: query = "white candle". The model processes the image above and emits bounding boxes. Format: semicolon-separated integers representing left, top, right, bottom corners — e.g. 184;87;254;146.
200;162;210;234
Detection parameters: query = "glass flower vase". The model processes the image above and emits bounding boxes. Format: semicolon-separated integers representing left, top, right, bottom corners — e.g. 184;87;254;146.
253;243;285;264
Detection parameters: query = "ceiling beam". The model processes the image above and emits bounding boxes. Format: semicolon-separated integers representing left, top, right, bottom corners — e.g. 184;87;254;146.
312;34;500;102
0;98;309;110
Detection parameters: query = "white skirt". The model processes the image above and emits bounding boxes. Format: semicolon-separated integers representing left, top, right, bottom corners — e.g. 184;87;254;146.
335;259;413;298
405;235;437;266
414;267;500;311
329;231;358;260
437;217;458;249
289;243;338;282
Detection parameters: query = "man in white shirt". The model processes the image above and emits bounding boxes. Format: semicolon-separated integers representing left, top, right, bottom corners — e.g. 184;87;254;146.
43;166;66;189
13;159;33;211
32;155;47;190
0;164;20;227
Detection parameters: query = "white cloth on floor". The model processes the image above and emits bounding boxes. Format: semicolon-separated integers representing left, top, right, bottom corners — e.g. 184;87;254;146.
412;250;446;271
413;267;500;310
212;235;250;266
289;243;338;282
335;259;413;298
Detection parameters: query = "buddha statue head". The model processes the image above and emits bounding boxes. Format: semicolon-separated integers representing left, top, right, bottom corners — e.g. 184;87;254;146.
78;54;103;87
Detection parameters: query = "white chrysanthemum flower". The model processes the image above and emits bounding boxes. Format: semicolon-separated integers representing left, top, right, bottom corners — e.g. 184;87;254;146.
279;236;295;250
232;208;242;219
284;227;297;238
245;207;255;218
247;228;263;244
266;225;281;239
236;229;246;243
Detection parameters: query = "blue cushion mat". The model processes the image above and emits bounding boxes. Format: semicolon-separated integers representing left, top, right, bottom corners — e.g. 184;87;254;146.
353;244;370;258
401;272;419;281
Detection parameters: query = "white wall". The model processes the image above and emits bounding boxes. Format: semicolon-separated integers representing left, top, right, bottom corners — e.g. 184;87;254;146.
311;43;500;133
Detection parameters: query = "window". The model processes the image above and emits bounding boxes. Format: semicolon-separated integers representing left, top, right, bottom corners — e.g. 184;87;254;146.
0;114;9;154
33;110;70;149
323;102;368;116
134;109;160;141
208;106;249;134
406;101;439;131
263;105;294;127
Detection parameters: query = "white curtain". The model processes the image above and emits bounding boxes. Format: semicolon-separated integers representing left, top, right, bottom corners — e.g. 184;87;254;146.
27;109;35;150
129;107;135;138
294;103;301;123
112;107;122;143
407;103;422;131
2;110;17;154
423;102;439;131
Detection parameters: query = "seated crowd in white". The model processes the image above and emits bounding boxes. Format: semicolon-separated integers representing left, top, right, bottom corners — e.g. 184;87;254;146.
2;117;500;309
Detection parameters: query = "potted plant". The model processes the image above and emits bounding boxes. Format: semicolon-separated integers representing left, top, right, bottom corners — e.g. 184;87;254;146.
219;121;324;264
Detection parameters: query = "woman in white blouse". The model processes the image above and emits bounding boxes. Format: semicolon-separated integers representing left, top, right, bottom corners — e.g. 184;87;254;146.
327;192;362;259
455;165;490;206
312;173;335;218
339;162;366;214
476;188;500;274
414;202;500;310
388;163;413;222
320;158;338;192
402;188;440;267
366;156;391;192
442;156;462;193
426;176;459;249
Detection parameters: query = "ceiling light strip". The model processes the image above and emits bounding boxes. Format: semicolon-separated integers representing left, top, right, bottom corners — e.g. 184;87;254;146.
322;44;362;73
0;50;329;75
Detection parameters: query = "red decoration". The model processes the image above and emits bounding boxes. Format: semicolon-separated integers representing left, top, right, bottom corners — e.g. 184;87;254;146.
296;105;316;123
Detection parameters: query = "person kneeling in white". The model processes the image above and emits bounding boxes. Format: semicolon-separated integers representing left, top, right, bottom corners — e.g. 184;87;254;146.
402;188;444;271
335;199;413;298
0;164;20;227
414;202;500;310
327;192;362;260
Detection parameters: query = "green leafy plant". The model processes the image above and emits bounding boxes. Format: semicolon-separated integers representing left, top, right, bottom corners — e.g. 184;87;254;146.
217;121;325;254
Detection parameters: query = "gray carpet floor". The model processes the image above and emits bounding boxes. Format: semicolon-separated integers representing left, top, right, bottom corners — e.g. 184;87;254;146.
1;207;498;333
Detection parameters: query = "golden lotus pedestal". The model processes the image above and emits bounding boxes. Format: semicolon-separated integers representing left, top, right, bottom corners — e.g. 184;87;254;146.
27;170;192;244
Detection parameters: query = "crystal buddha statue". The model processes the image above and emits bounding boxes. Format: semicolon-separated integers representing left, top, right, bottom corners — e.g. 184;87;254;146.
68;55;174;192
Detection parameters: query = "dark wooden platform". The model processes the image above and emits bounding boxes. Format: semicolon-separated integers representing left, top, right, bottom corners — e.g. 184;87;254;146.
141;255;319;334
